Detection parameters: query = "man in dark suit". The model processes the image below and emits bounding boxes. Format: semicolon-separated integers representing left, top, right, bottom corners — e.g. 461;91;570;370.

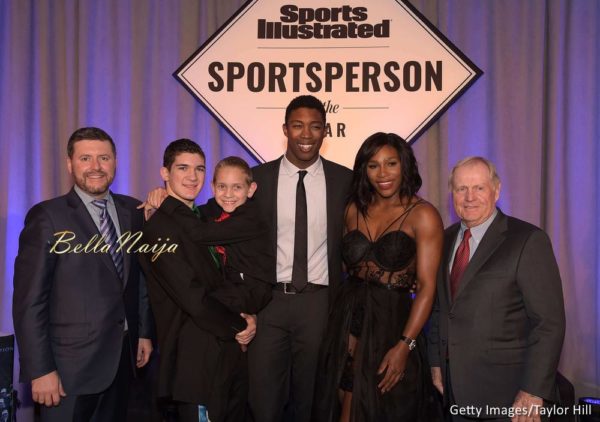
248;95;353;422
12;127;153;421
427;156;565;421
138;139;254;422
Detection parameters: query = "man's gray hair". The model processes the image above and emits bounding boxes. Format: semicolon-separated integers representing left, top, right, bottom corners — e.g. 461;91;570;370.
449;156;501;189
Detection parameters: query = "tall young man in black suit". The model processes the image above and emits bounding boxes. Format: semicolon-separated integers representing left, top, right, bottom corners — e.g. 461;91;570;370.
13;127;153;422
427;157;565;421
248;95;353;422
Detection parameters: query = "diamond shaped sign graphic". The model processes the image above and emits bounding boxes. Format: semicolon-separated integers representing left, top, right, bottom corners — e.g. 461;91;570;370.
175;0;482;168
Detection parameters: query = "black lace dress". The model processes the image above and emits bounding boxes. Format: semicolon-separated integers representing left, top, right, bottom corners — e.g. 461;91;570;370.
313;201;441;422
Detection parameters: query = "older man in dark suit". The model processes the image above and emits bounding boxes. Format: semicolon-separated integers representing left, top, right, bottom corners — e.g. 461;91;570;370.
13;127;153;422
247;95;353;422
428;156;565;421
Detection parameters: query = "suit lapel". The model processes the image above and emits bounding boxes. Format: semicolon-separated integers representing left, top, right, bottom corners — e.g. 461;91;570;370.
322;159;337;266
268;158;282;270
66;188;120;282
113;193;131;288
452;211;508;303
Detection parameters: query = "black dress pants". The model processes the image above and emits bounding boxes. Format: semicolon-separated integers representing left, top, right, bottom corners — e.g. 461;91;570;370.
248;287;329;422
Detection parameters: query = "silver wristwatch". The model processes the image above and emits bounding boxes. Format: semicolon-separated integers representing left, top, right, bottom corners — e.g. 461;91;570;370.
399;335;417;350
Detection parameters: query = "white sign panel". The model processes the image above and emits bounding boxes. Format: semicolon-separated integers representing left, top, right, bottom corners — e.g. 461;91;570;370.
176;0;482;168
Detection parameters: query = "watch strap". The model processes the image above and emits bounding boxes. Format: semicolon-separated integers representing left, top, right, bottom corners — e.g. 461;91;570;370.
399;335;417;350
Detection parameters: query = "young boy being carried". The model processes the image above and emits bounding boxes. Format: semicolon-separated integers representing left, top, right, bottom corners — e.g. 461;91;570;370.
201;156;273;316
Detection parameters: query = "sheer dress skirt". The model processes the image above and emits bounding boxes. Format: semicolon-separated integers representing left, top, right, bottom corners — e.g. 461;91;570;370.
312;275;441;422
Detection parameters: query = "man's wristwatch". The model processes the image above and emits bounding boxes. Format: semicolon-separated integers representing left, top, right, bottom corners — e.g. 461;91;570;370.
399;335;417;350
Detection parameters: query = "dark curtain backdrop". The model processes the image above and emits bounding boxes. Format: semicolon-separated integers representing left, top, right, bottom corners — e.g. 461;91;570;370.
1;0;598;417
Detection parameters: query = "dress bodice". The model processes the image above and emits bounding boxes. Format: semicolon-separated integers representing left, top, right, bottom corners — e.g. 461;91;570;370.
342;200;422;289
343;229;416;271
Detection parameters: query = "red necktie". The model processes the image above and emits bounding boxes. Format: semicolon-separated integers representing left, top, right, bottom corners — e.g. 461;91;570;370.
450;229;471;299
214;211;230;265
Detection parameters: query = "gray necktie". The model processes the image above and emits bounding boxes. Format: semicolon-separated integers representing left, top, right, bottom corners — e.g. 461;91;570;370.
92;199;124;280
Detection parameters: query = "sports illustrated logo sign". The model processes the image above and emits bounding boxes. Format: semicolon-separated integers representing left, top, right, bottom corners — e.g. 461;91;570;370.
175;0;482;167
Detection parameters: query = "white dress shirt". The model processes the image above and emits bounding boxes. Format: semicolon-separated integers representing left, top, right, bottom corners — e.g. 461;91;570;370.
449;208;498;271
276;155;329;285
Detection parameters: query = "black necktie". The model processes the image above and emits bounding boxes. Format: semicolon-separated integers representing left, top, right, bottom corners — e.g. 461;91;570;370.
291;170;308;291
92;199;124;280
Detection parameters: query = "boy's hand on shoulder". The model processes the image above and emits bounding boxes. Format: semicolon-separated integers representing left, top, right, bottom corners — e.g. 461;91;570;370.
137;187;168;220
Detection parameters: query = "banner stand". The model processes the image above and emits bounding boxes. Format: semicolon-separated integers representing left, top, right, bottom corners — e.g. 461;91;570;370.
0;334;17;422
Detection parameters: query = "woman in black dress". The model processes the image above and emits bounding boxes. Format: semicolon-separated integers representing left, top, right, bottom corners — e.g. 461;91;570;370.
314;132;443;421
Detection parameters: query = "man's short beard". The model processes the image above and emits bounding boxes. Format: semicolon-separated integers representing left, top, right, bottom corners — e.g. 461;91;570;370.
82;183;109;195
75;175;113;196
